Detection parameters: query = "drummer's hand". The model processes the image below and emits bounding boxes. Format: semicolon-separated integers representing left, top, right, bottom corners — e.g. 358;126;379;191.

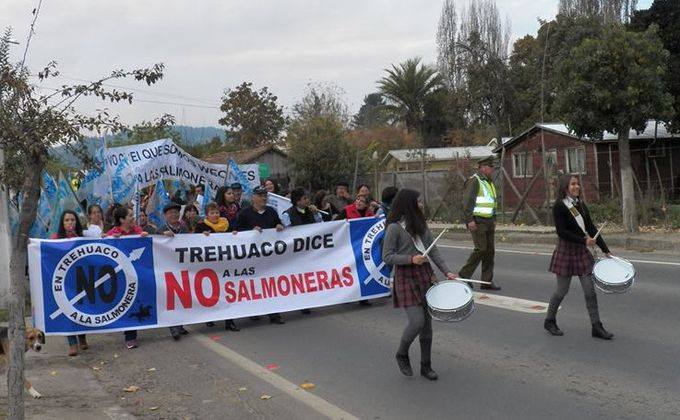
445;272;458;280
412;255;428;265
585;237;596;246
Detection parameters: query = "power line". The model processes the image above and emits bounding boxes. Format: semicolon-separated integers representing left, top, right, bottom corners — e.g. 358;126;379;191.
30;84;221;109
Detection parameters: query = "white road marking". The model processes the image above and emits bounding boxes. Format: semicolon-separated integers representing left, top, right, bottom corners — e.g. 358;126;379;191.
439;244;680;266
192;333;358;420
472;292;548;314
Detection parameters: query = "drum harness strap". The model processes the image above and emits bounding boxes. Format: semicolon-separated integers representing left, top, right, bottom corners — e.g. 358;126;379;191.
399;222;435;304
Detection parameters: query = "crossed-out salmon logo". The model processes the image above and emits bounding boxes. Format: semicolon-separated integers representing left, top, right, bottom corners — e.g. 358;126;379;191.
42;238;156;332
350;217;392;296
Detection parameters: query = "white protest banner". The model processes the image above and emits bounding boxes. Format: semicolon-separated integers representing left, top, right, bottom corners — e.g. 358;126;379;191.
28;218;392;335
97;138;260;193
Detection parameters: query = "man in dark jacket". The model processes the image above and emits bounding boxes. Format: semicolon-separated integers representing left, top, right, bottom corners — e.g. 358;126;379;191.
458;156;501;291
232;186;286;324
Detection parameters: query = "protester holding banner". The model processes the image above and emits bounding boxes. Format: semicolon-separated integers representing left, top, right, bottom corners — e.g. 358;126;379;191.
336;195;375;220
233;186;286;324
83;204;104;238
138;210;158;234
194;202;240;331
215;185;239;222
281;188;322;228
232;182;251;209
356;184;380;214
383;189;458;381
106;206;149;349
281;188;322;315
160;203;189;238
182;204;200;233
157;203;191;339
50;210;90;356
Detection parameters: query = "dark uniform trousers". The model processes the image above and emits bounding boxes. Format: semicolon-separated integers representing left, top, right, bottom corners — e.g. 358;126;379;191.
458;217;495;283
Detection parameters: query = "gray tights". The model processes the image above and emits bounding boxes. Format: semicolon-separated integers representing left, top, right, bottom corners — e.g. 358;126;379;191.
546;274;600;324
397;305;433;362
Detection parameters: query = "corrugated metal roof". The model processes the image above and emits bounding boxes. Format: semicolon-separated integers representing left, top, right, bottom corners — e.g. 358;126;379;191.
387;146;495;163
537;120;675;141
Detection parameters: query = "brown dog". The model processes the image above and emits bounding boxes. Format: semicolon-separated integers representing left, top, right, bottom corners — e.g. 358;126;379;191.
0;326;45;398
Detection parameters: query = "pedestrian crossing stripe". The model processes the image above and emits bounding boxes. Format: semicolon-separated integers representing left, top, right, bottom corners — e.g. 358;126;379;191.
473;292;548;314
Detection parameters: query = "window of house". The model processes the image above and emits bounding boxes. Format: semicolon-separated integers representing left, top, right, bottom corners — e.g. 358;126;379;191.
512;152;533;178
647;141;665;158
545;149;557;169
565;147;586;174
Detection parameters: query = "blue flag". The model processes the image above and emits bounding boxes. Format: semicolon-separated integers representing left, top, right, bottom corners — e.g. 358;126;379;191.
111;157;137;205
146;181;171;228
227;159;252;195
199;182;214;217
49;172;85;235
29;188;53;238
42;171;58;207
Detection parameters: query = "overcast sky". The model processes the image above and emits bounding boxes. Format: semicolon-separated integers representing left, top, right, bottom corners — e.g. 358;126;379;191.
1;0;653;128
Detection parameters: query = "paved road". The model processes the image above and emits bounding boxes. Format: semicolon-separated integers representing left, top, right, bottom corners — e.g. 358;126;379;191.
18;241;680;419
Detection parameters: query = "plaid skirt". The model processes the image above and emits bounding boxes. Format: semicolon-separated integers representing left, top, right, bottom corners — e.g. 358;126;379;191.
393;263;436;308
548;239;595;277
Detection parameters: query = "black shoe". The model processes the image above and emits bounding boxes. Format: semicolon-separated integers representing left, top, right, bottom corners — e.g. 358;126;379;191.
180;326;189;335
420;362;438;381
269;314;285;325
171;329;181;340
249;316;261;321
301;309;311;315
544;319;564;336
225;320;240;331
480;283;501;291
592;322;613;340
359;300;372;306
395;353;413;376
206;321;215;327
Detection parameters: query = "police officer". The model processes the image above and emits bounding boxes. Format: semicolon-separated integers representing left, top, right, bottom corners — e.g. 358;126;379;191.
458;155;501;291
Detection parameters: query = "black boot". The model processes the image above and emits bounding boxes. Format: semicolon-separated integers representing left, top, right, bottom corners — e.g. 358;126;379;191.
395;353;413;376
225;320;240;331
420;362;438;380
544;319;564;336
592;322;613;340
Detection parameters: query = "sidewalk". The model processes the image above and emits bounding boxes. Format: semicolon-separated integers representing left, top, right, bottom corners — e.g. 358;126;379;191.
0;330;135;419
429;222;680;253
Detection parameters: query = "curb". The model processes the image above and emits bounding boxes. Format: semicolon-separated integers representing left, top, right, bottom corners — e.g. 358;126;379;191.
430;225;680;253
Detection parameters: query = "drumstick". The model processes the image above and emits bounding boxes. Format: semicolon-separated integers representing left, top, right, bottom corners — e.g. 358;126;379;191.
455;278;492;285
422;229;448;257
592;221;607;241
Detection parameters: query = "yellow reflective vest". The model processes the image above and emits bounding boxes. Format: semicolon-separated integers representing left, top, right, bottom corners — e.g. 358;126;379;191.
472;174;496;218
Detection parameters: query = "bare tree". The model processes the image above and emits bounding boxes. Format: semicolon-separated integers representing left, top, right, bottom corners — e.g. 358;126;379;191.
436;0;459;90
559;0;639;23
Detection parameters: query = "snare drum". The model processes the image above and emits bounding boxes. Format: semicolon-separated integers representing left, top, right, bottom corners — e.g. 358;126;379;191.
425;280;475;322
592;257;635;294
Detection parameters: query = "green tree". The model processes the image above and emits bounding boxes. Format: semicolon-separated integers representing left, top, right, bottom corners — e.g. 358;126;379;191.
218;81;286;147
630;0;680;132
507;14;605;133
287;85;356;190
1;27;164;418
377;57;442;133
352;92;389;129
554;24;673;232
